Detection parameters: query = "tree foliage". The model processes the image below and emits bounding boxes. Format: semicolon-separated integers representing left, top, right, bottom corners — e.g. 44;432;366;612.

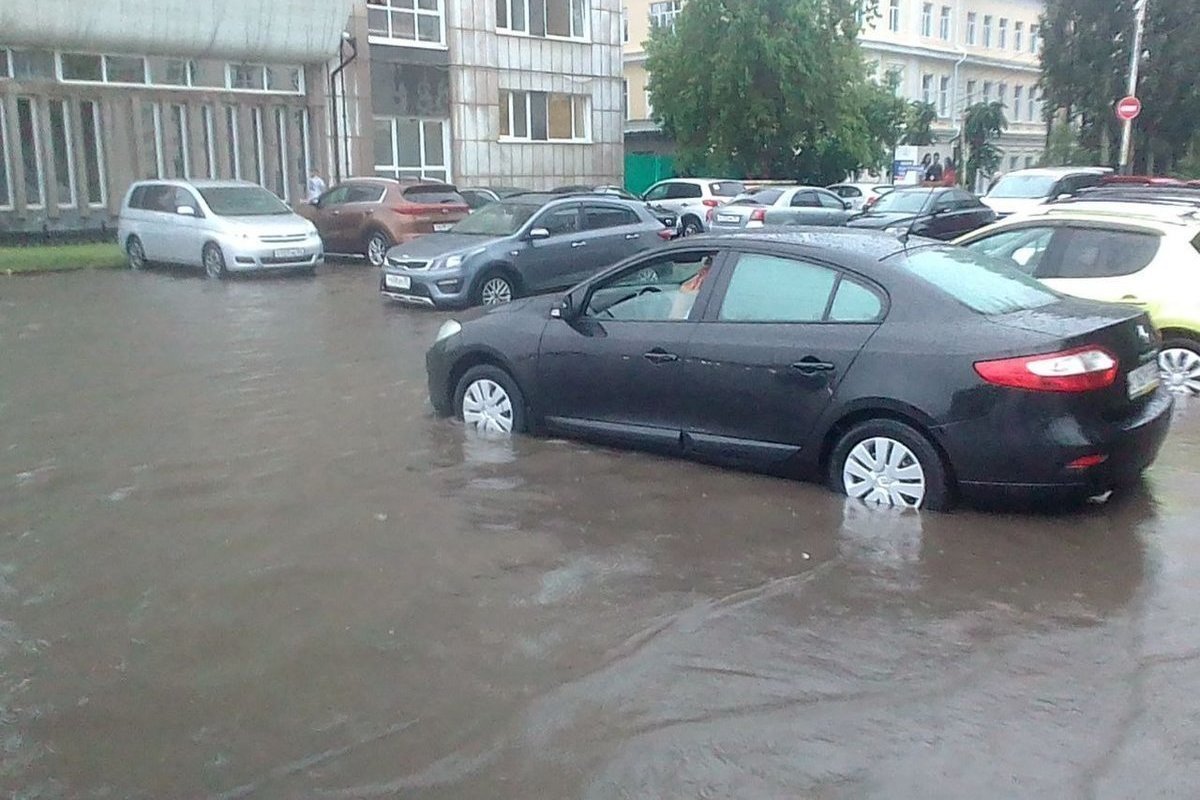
645;0;904;183
1041;0;1200;172
962;102;1007;187
901;101;938;146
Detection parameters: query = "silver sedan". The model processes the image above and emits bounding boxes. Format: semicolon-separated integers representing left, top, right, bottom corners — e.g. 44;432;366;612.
707;186;855;230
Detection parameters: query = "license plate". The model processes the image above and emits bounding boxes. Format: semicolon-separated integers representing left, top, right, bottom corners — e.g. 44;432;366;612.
433;223;453;232
1127;360;1159;399
716;214;739;224
274;248;305;258
384;274;411;290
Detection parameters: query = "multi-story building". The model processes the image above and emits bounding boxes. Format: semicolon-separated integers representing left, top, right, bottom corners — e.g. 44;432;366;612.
337;0;625;194
0;0;354;235
621;0;1045;185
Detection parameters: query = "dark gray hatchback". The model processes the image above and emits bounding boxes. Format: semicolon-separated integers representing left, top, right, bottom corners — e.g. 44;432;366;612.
380;193;672;309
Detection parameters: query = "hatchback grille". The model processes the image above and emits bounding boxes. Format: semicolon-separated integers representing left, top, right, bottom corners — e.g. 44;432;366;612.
260;234;308;243
387;258;430;270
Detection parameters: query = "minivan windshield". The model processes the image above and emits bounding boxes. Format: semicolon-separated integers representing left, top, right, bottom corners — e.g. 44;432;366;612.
451;201;540;236
986;174;1059;199
870;189;937;214
893;246;1060;315
199;186;292;216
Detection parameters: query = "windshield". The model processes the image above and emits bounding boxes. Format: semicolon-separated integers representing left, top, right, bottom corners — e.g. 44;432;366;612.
198;186;292;216
734;188;785;206
893;246;1060;315
986;174;1059;199
871;190;937;214
450;201;540;235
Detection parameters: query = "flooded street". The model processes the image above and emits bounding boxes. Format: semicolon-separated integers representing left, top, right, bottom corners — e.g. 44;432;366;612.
2;264;1198;799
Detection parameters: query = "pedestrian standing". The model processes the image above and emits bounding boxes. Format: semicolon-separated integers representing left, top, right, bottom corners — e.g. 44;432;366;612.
926;152;944;184
941;157;957;186
307;171;327;204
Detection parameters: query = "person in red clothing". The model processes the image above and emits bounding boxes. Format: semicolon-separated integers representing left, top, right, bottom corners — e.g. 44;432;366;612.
941;157;958;186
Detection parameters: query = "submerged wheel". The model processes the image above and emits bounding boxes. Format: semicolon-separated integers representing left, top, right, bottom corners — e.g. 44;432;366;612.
453;365;526;437
829;419;949;511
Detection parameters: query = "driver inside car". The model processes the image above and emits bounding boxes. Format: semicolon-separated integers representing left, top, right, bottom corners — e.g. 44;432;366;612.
669;256;713;320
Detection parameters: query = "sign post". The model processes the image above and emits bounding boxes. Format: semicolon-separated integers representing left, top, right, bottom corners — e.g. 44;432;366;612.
1118;0;1149;174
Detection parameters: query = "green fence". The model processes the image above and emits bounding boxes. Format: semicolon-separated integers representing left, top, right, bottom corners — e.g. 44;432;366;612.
624;153;676;195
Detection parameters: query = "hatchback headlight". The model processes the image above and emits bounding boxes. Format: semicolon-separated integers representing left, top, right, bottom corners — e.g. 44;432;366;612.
435;320;462;343
885;226;909;235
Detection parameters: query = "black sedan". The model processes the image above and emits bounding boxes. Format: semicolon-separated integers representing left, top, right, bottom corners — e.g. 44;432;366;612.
847;187;996;240
426;230;1171;510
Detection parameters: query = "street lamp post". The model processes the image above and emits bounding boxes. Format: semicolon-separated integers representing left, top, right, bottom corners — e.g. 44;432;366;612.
1118;0;1148;175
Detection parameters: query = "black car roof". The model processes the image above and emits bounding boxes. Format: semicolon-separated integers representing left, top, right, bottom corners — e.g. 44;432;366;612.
503;192;642;207
680;228;919;262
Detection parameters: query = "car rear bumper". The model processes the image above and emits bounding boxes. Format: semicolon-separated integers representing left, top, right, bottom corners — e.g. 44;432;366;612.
939;385;1174;495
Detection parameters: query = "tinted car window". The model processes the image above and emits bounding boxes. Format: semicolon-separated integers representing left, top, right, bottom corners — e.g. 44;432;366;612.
832;186;861;198
348;185;386;203
816;191;845;209
791;191;819;208
895;247;1059;315
174;187;200;213
710;182;746;197
718;253;839;323
586;252;717;322
538;206;581;235
964;226;1054;274
738;188;785;206
402;184;464;205
1040;227;1160;279
320;186;351;207
138;185;177;212
828;279;884;322
583;205;639;230
643;184;670;201
666;183;703;199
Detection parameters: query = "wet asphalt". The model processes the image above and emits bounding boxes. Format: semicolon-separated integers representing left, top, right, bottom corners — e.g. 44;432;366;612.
1;263;1198;799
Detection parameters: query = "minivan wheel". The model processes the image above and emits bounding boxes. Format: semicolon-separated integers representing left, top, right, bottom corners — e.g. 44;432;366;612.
126;237;146;270
680;217;704;237
476;272;515;306
203;243;228;279
453;365;526;437
365;231;392;267
829;419;949;511
1159;338;1200;396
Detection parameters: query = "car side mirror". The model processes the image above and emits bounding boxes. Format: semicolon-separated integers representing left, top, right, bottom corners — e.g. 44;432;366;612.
528;227;551;241
931;207;949;216
842;200;852;211
1055;192;1072;201
176;205;196;217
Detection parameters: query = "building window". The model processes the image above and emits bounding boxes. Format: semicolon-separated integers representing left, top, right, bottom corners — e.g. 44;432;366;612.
499;90;590;141
998;82;1008;112
274;107;290;201
47;100;77;208
982;81;992;103
499;0;589;39
998;18;1008;48
16;98;45;208
938;76;950;117
622;79;629;120
374;117;450;182
59;53;146;84
230;65;265;91
293;108;312;195
0;48;9;79
650;0;683;30
0;103;12;209
888;0;900;32
200;106;217;179
225;107;241;178
622;7;630;42
368;0;445;46
78;100;106;206
1030;92;1039;122
939;6;951;39
1025;155;1034;169
1013;85;1023;120
983;15;992;46
11;50;55;80
60;53;102;81
1014;21;1024;51
921;3;932;36
1009;155;1019;171
966;12;976;44
167;104;190;179
139;103;164;179
965;79;976;106
1030;24;1040;52
251;107;266;187
921;74;933;105
886;63;905;96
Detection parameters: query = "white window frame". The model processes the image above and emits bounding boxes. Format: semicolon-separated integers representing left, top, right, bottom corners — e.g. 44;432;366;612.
939;6;951;40
1029;92;1039;123
77;100;107;208
649;0;683;31
296;108;312;192
56;51;302;94
144;102;165;179
47;99;78;208
938;76;950;117
367;0;447;49
983;15;992;47
200;106;217;179
644;88;653;118
274;107;290;202
0;102;14;210
170;104;190;180
1030;24;1040;53
622;79;629;120
1013;85;1023;121
499;0;591;41
251;107;266;187
965;79;976;107
499;90;591;143
373;116;453;182
982;81;992;103
888;0;900;32
1014;21;1024;51
622;7;630;42
921;74;934;106
225;106;242;180
921;3;932;37
998;82;1008;112
966;12;976;44
16;97;46;209
998;18;1008;49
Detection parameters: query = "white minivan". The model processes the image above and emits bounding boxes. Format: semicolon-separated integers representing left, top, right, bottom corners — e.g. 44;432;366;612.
117;180;323;278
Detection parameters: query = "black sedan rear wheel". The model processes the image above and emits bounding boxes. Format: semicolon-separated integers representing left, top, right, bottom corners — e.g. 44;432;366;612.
830;419;950;511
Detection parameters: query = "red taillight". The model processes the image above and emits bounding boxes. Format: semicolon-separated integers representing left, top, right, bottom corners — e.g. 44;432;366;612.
973;346;1119;393
656;228;673;240
749;208;766;222
1067;453;1109;470
702;198;721;208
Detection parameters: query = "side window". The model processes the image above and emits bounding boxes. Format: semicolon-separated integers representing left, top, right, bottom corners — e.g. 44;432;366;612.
1040;228;1161;279
828;278;885;322
666;183;702;200
816;191;845;209
583;205;639;230
143;185;176;213
791;191;819;208
717;253;839;323
347;186;385;203
128;186;148;209
585;251;719;322
963;227;1055;274
321;186;350;207
834;186;861;199
951;189;979;209
932;192;955;213
643;183;669;202
537;205;581;236
174;188;201;214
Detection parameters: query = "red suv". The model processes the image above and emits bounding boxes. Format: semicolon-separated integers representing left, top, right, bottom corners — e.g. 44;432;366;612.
300;178;470;267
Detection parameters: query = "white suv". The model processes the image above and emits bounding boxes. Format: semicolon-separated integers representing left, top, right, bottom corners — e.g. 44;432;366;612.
641;178;746;236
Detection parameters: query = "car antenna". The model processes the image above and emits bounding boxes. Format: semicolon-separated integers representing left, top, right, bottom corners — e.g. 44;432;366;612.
899;186;938;249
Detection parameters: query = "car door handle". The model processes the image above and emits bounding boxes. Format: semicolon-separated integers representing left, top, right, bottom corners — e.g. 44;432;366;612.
571;241;587;248
643;350;679;364
791;358;835;374
331;210;341;216
624;233;640;240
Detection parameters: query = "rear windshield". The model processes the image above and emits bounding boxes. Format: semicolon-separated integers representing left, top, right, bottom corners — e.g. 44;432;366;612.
710;181;746;197
735;188;785;205
402;185;466;205
198;186;291;216
893;247;1060;315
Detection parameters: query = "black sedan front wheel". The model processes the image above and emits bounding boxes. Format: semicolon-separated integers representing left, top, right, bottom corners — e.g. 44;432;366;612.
454;365;526;437
830;419;950;511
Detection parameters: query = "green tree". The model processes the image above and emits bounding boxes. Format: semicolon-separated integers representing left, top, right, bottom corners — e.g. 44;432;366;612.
901;101;938;146
644;0;901;183
962;102;1007;187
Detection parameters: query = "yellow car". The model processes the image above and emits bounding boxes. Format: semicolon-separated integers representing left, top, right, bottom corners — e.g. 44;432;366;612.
956;201;1200;395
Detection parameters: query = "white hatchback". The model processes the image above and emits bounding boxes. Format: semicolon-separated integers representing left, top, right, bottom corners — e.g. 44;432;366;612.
117;180;323;278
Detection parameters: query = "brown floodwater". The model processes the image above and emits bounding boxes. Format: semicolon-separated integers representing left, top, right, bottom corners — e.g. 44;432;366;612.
1;264;1198;799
